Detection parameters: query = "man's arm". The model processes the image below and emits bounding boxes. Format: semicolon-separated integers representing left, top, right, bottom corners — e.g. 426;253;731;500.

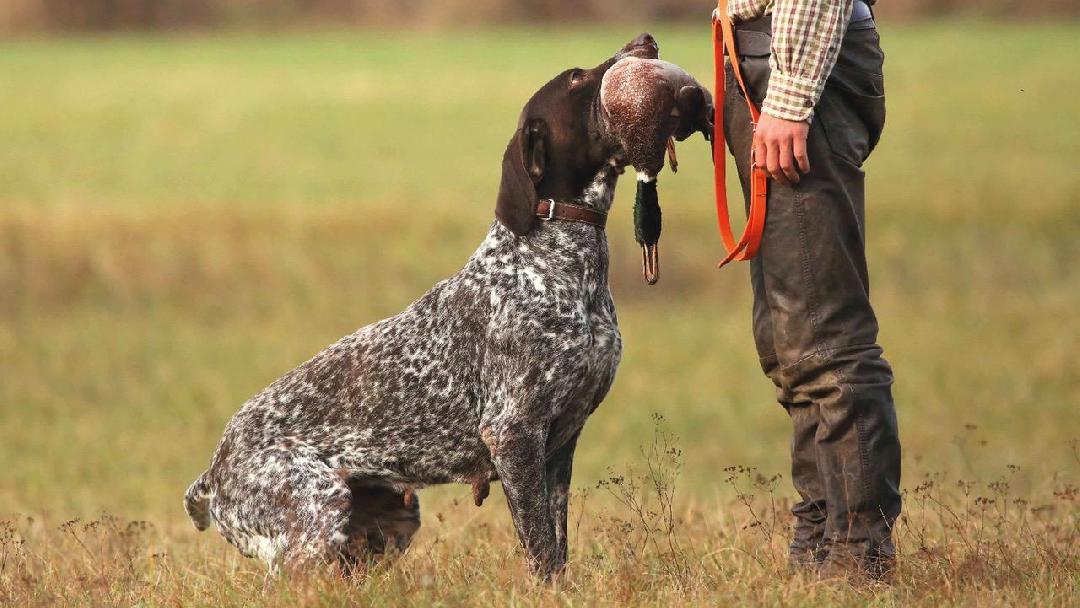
743;0;854;185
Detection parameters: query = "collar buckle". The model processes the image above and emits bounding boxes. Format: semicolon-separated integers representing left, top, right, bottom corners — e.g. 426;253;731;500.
539;199;557;221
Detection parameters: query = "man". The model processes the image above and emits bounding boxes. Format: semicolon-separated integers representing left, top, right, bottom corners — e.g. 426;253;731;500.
721;0;902;579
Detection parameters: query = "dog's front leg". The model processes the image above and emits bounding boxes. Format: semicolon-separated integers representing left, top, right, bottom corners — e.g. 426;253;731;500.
487;422;558;578
545;429;580;571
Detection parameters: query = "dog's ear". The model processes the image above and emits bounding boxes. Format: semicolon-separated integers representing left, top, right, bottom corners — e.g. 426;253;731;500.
495;118;546;236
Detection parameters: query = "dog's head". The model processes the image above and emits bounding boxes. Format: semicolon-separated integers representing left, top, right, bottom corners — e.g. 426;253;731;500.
496;33;711;236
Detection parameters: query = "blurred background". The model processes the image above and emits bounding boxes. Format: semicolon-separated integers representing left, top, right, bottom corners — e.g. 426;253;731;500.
0;0;1077;532
1;0;1078;31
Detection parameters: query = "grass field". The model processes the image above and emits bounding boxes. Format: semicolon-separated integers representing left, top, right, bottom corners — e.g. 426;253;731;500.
1;20;1078;606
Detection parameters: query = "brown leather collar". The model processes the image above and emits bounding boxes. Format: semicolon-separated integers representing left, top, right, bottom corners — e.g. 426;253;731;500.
534;200;607;229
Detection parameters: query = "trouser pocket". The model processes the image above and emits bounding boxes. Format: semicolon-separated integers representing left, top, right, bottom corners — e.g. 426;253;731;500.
815;29;887;167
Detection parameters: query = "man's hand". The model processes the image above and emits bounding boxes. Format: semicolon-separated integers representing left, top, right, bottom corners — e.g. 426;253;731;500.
753;113;811;186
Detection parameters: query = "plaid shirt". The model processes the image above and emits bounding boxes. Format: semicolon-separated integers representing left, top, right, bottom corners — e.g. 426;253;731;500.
728;0;857;122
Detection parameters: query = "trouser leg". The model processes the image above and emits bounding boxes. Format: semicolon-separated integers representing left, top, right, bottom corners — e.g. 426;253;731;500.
753;263;828;567
724;25;901;574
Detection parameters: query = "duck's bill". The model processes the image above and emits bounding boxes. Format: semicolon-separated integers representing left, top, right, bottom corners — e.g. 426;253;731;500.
641;242;660;285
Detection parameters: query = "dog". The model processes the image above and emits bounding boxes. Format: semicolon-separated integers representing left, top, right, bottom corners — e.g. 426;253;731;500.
184;32;711;579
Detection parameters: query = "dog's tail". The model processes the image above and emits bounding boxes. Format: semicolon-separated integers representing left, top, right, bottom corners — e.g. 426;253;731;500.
184;471;213;531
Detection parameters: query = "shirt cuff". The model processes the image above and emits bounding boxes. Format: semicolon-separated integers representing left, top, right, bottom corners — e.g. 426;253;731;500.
762;70;820;123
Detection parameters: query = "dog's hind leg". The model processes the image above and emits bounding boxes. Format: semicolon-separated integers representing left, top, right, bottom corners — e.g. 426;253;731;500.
206;443;354;571
339;478;421;571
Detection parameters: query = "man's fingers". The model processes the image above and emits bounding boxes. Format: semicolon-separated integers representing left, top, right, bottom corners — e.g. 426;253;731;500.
752;113;811;187
793;135;810;174
779;139;800;184
753;139;768;173
765;137;790;186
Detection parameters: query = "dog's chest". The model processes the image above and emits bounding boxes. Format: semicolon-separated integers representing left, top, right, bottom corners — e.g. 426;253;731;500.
545;291;621;452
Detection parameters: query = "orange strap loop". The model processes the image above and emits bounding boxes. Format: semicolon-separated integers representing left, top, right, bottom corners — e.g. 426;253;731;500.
713;0;768;267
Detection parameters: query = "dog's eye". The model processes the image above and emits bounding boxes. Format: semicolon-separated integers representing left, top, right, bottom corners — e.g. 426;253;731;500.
569;69;586;85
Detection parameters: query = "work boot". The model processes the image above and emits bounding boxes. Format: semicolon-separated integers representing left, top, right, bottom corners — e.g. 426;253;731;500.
817;540;896;584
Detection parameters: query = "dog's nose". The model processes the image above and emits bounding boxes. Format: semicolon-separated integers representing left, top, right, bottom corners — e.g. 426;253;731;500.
620;32;659;59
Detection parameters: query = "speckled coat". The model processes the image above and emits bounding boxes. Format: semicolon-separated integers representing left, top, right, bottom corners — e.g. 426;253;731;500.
184;169;622;573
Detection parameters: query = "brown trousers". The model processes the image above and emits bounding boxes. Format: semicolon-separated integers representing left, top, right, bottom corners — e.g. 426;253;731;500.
724;15;902;569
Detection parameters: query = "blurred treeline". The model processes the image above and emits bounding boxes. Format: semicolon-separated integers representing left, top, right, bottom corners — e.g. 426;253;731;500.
2;0;1076;32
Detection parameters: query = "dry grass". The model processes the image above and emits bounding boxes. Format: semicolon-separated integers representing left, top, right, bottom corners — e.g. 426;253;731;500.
2;424;1077;606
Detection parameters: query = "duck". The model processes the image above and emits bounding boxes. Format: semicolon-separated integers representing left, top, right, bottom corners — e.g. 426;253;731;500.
600;57;713;284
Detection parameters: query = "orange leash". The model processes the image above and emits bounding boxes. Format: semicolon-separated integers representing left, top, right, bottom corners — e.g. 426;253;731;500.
713;0;768;267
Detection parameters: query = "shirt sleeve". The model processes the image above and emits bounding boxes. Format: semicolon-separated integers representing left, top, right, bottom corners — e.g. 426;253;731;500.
727;0;770;23
763;0;853;122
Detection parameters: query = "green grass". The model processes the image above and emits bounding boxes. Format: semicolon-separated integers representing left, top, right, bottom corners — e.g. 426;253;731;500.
1;21;1078;606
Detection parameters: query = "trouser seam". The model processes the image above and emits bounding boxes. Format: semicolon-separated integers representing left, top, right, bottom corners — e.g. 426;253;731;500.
834;363;876;543
853;383;874;531
792;187;821;348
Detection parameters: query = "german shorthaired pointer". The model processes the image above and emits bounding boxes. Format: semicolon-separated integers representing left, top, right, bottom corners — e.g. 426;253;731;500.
185;33;711;579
